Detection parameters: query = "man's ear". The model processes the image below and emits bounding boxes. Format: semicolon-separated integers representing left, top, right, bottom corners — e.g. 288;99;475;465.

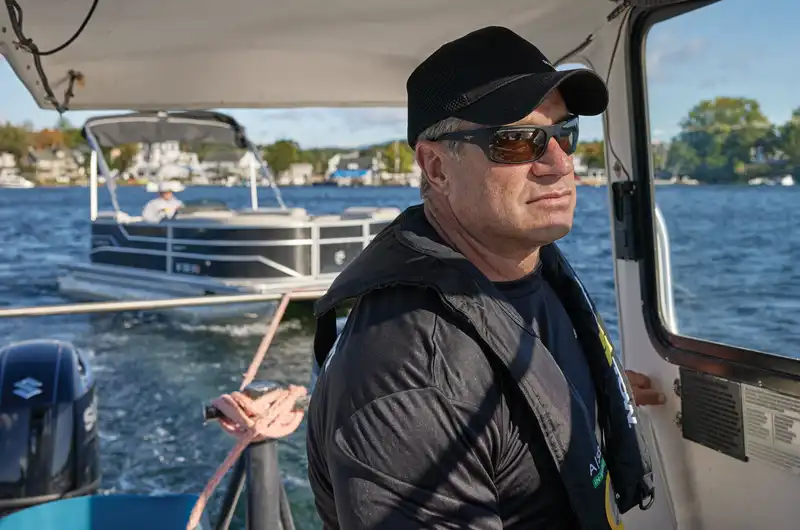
415;140;452;194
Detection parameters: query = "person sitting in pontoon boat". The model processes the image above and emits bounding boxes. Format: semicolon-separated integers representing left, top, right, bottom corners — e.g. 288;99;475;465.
141;182;184;223
307;26;663;530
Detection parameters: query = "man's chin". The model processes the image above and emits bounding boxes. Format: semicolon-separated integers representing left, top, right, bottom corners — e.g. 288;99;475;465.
526;223;573;246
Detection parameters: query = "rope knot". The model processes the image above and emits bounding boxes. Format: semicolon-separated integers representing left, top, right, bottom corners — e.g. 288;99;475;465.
185;293;307;530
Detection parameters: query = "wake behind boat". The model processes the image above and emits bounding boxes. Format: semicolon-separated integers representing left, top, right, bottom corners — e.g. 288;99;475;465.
58;110;400;323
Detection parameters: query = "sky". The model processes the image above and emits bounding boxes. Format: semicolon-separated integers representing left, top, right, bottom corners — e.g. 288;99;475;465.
1;0;797;149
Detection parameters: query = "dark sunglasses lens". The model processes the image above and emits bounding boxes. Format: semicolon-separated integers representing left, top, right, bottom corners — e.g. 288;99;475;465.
556;121;579;155
489;129;547;163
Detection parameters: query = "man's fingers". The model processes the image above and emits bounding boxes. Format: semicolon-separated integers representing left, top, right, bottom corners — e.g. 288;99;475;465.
252;388;289;409
219;418;242;435
263;391;299;424
623;370;667;405
625;370;651;389
212;395;253;428
287;385;308;399
633;387;666;406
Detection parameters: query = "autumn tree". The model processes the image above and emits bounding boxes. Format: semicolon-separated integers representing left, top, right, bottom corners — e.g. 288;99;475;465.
55;117;86;149
382;141;414;173
31;128;66;150
574;140;605;168
104;144;139;172
0;122;30;159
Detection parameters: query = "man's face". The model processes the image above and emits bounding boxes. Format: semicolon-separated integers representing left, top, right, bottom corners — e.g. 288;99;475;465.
160;191;173;200
426;90;577;252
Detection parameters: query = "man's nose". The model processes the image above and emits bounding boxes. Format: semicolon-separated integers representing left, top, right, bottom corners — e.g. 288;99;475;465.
532;137;574;175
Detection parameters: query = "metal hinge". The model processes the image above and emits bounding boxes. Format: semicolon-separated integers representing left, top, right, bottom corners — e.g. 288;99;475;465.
611;180;642;261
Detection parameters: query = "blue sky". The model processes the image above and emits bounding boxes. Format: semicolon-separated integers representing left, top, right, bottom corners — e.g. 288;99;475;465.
0;0;796;149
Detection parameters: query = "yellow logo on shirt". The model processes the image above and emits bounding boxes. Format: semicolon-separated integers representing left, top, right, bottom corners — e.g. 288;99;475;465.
598;325;614;366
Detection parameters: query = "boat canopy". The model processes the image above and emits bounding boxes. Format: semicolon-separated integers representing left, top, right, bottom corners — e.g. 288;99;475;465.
0;0;688;112
81;111;249;148
80;110;285;215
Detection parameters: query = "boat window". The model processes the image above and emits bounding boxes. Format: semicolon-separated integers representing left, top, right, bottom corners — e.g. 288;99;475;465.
643;0;800;361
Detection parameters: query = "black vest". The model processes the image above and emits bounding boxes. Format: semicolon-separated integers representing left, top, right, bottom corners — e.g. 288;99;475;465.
313;205;654;530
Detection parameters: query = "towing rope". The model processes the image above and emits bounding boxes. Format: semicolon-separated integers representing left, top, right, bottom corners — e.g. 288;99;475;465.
186;292;307;530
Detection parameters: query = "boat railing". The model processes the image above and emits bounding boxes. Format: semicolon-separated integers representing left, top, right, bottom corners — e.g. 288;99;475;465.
0;290;324;319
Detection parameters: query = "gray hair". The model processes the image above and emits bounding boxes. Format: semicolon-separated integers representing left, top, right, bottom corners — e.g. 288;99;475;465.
415;117;466;198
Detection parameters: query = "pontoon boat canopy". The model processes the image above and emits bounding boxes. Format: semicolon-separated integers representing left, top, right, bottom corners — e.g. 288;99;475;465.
82;111;248;148
0;0;640;111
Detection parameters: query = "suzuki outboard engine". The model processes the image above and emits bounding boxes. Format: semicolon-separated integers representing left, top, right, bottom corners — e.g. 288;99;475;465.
0;340;100;515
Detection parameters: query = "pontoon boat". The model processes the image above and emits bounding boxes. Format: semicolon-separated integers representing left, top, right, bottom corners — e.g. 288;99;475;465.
58;111;400;322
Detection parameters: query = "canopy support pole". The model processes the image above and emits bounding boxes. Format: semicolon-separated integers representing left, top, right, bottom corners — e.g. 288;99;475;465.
84;126;122;217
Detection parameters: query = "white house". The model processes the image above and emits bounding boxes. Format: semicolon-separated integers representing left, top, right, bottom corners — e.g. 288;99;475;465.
278;162;313;186
325;151;361;177
129;141;202;179
201;150;258;177
572;154;588;175
26;148;86;182
0;152;17;170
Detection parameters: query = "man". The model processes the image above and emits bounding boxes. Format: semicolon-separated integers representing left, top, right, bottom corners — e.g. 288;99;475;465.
142;182;183;223
307;26;659;530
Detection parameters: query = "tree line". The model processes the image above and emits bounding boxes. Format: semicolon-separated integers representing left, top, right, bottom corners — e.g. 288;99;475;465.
257;139;415;176
0;116;416;176
1;97;797;183
575;97;800;183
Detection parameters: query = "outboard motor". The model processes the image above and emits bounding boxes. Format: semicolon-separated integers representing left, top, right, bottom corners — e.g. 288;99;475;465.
0;340;100;516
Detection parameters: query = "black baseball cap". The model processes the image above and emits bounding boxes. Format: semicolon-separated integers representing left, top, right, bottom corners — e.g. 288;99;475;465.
406;26;609;147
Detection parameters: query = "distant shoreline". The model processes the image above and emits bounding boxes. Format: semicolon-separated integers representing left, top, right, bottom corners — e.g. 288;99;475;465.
4;181;797;189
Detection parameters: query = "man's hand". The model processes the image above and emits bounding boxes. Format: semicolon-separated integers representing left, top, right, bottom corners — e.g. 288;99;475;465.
625;370;666;406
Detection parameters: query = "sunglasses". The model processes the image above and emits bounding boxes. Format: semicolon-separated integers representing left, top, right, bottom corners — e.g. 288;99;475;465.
434;115;579;164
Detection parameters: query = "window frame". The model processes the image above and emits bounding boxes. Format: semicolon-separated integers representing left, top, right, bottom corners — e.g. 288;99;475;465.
628;0;800;394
